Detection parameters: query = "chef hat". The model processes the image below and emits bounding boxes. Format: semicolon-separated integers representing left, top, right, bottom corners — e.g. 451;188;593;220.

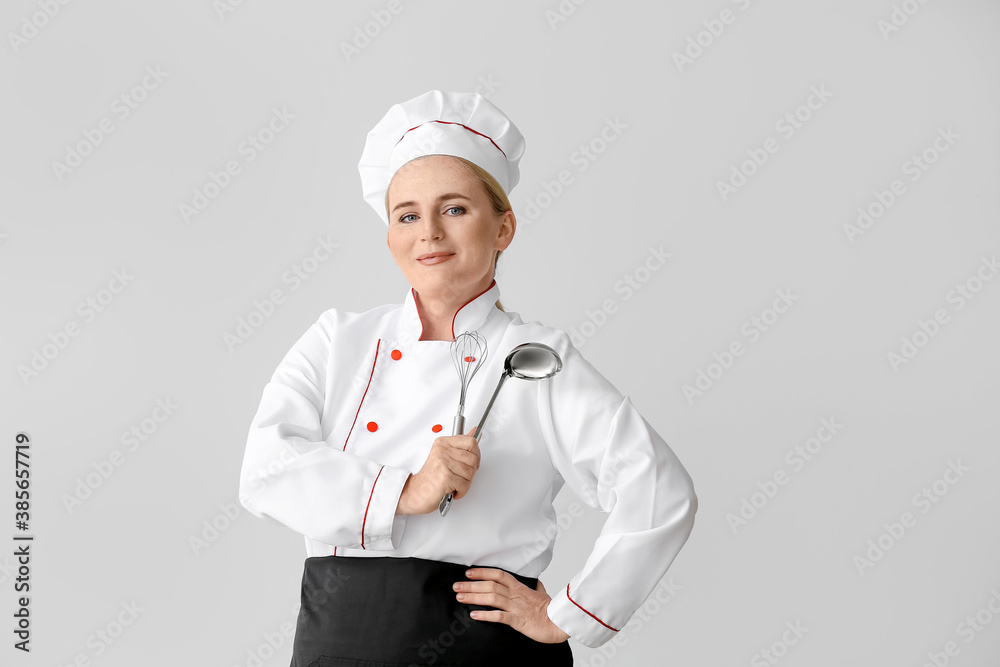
358;89;526;226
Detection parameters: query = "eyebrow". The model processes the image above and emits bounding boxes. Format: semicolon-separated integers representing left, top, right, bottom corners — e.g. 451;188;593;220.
391;193;471;213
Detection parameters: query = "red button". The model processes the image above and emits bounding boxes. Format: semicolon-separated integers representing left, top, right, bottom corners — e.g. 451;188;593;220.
431;424;443;433
391;349;402;360
367;421;378;432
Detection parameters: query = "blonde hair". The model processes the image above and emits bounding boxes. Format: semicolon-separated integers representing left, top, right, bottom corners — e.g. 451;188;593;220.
384;155;512;312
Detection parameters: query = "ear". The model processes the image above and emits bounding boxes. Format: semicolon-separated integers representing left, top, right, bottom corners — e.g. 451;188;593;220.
495;210;516;251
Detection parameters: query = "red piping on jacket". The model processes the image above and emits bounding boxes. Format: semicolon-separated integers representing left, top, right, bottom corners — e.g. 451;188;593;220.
566;583;619;632
337;338;382;557
344;338;381;452
361;465;385;550
396;120;507;158
412;278;497;341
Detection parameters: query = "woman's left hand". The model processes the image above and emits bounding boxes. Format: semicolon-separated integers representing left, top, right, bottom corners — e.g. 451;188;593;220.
453;568;571;643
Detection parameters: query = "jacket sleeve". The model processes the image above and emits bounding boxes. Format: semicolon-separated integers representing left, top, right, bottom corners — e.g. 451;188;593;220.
538;336;698;648
238;312;411;550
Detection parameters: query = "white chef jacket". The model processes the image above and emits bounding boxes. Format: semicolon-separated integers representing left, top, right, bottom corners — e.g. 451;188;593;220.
239;279;697;648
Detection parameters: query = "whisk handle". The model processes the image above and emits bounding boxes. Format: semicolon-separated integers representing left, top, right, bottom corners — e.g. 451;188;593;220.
438;415;466;516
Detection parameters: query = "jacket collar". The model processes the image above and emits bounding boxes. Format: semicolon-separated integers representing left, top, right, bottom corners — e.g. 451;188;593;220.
401;279;500;342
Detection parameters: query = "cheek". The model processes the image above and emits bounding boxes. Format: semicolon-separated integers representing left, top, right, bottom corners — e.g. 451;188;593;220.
386;233;406;260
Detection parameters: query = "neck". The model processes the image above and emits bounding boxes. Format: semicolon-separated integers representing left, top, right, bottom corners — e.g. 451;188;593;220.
414;277;494;341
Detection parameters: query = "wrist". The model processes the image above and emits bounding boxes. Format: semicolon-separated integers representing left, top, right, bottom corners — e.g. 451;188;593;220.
395;474;412;515
545;600;571;642
395;474;426;515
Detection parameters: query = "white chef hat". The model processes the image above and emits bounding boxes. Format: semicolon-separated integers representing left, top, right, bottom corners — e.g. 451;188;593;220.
358;89;525;226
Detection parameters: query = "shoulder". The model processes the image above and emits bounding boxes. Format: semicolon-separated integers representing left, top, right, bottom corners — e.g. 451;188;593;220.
500;308;623;397
311;300;401;337
497;310;580;363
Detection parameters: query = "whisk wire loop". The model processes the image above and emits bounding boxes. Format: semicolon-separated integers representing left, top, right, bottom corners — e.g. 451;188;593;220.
451;330;489;413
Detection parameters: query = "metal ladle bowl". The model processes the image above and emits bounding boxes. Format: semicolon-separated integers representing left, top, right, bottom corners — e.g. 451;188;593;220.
472;342;562;439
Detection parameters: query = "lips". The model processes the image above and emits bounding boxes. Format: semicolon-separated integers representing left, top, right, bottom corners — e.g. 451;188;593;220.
416;252;455;265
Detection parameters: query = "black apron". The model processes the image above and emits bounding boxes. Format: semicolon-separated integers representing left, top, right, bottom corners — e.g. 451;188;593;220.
289;555;574;667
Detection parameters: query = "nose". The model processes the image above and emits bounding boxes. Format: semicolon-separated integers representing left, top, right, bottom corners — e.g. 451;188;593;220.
419;214;444;242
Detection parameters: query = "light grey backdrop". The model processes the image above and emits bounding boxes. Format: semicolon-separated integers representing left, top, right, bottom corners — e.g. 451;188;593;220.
2;0;999;665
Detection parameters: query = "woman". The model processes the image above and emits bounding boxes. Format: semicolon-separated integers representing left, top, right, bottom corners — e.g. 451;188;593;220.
239;90;698;666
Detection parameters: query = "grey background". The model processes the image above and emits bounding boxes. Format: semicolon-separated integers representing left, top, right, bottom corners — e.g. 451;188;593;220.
2;0;999;665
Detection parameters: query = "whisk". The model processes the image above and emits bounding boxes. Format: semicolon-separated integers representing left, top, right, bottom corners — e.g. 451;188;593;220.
438;330;489;516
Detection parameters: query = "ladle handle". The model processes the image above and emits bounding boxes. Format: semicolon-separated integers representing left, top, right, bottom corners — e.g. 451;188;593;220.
438;373;509;517
474;372;509;440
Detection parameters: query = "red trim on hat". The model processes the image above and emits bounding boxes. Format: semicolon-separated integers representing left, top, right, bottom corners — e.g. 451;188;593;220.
397;120;507;157
566;583;620;632
344;338;381;451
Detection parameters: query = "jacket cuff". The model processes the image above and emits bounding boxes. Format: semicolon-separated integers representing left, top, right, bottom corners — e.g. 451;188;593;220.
360;464;410;551
546;582;621;648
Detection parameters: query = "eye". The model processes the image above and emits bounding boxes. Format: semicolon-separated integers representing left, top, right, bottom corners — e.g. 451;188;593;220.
445;205;465;215
398;213;417;223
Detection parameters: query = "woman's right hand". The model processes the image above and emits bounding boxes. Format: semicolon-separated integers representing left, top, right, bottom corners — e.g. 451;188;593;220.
396;425;480;515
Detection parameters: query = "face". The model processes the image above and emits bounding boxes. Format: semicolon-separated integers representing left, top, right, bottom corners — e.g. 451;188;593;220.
386;155;515;304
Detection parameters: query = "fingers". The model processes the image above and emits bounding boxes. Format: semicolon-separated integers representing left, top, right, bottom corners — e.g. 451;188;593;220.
443;452;478;500
433;434;480;470
451;435;481;458
428;432;481;501
447;448;480;472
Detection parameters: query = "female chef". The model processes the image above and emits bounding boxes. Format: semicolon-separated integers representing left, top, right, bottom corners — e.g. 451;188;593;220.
239;89;698;666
